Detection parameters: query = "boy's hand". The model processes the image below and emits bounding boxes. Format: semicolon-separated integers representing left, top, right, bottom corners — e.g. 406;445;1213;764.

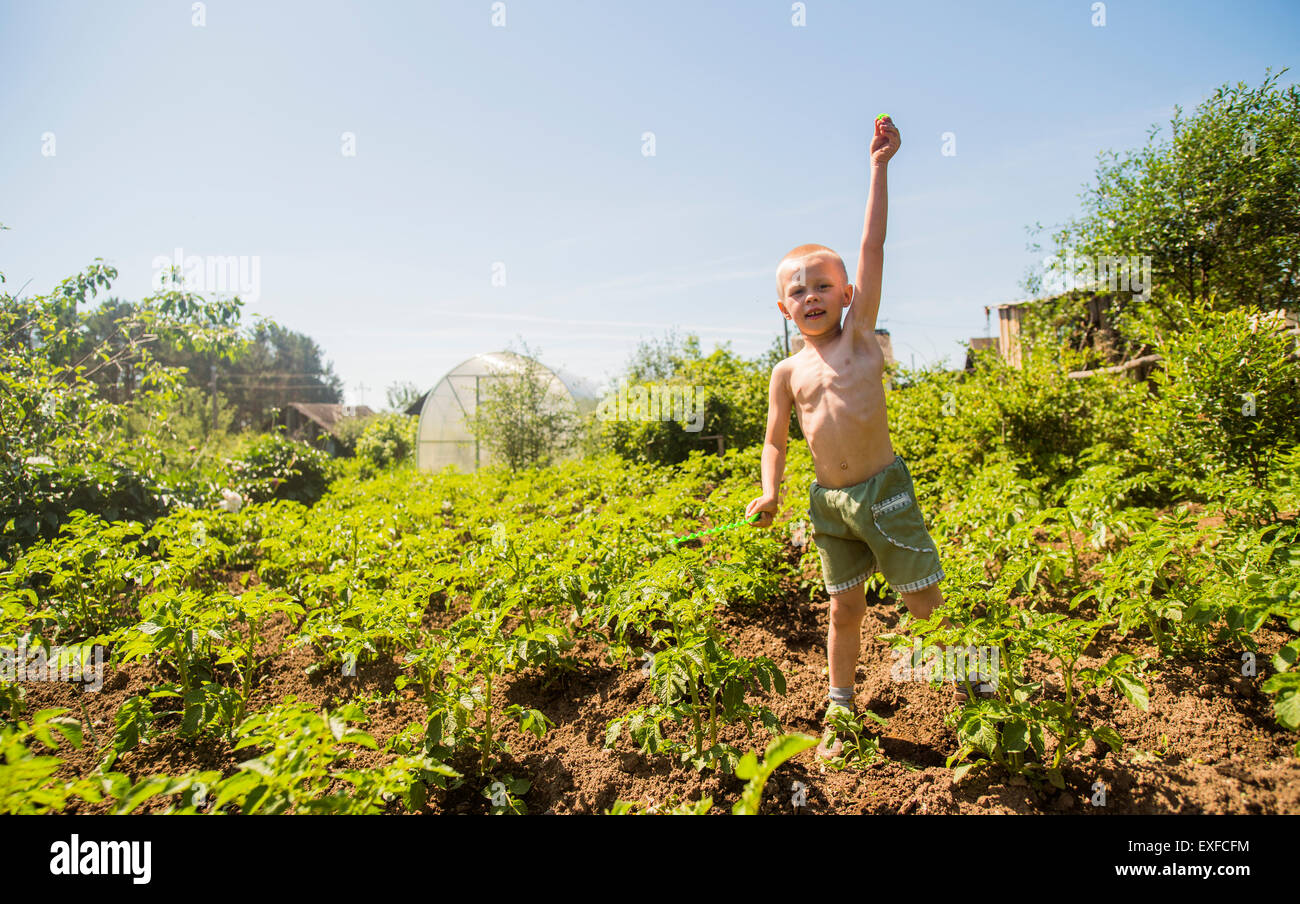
745;494;778;528
870;115;900;166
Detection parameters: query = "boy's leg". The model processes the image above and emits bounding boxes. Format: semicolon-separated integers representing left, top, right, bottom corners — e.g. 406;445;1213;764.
808;482;874;758
827;581;868;691
898;581;944;622
818;581;868;759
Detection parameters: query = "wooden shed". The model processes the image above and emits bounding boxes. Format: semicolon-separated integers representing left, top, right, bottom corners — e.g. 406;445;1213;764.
278;402;376;456
964;336;999;371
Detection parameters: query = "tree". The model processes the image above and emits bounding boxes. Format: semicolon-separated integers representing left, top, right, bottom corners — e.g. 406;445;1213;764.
1029;69;1300;326
208;320;344;432
355;414;418;468
1140;295;1300;500
0;255;245;557
385;380;423;413
64;299;345;434
466;342;580;472
594;331;797;465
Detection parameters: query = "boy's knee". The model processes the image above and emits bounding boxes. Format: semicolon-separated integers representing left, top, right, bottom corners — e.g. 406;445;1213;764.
829;593;867;627
900;583;943;619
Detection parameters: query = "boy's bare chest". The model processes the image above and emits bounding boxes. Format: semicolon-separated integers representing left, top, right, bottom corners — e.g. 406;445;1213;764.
790;336;884;412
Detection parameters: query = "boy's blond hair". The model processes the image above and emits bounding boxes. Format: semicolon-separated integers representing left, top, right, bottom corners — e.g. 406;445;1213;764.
775;244;848;298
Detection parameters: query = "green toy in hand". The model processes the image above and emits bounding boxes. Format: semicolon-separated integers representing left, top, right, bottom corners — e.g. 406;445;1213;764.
670;513;760;545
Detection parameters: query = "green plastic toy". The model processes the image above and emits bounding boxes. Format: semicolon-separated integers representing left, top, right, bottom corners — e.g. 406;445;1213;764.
670;513;760;545
876;113;891;122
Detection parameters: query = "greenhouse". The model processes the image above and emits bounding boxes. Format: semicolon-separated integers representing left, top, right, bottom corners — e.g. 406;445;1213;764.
414;350;600;473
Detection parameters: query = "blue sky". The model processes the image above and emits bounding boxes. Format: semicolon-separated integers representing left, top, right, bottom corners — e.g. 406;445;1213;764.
2;0;1296;406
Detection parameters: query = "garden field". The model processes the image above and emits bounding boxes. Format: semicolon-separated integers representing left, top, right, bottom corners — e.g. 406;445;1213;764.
6;418;1299;814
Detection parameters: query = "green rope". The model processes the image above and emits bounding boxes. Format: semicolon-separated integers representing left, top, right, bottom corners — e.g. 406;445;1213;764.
669;513;761;545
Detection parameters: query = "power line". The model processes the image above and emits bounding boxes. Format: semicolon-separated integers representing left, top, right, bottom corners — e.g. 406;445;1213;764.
216;385;341;390
216;377;334;383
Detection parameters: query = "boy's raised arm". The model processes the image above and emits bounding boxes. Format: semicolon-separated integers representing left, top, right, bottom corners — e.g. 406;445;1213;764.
845;115;900;338
746;362;793;528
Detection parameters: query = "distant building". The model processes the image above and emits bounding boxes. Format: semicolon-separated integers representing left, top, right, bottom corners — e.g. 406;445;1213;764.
278;402;376;456
976;294;1298;378
978;292;1130;370
874;329;896;367
964;336;999;371
412;351;599;473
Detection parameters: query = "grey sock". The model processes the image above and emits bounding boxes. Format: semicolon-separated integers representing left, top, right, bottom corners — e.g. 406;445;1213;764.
828;686;854;708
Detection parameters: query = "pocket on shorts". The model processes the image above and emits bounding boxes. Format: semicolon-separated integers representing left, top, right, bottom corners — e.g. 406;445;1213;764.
870;491;934;554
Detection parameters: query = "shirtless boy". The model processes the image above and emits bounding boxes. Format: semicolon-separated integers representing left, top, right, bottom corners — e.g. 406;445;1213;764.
744;115;948;756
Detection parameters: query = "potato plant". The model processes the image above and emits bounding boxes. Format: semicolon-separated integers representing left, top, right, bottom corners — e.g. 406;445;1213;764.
210;697;455;815
2;511;151;640
396;606;553;775
605;631;785;773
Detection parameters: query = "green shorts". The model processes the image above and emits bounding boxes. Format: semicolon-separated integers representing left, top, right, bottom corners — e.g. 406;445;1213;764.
808;454;944;596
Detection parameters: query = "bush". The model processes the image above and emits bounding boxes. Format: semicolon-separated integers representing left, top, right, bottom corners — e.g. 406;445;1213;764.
331;412;378;457
889;342;1149;495
1141;297;1300;500
227;431;335;506
355;414;418;469
0;459;182;564
594;334;791;466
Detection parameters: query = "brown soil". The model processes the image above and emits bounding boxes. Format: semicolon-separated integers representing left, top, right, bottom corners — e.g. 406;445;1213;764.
20;546;1300;815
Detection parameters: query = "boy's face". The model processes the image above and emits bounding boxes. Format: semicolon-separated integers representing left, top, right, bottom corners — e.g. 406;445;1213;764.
777;255;853;338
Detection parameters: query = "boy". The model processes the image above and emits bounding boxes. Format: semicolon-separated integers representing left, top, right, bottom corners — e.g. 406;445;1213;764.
744;115;947;757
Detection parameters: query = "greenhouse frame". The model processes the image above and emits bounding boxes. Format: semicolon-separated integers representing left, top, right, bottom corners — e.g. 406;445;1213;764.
414;350;600;473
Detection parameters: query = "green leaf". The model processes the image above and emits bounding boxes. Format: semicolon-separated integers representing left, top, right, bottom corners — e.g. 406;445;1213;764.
1002;719;1029;754
340;730;378;749
328;713;347;741
961;715;1000;757
1092;725;1124;752
733;751;759;781
1111;673;1149;711
1271;691;1300;731
1028;723;1046;757
760;732;817;771
1273;641;1298;674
